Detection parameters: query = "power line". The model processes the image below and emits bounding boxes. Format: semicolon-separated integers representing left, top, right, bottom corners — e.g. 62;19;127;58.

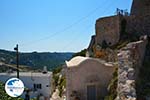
21;0;110;48
61;24;94;51
60;0;116;51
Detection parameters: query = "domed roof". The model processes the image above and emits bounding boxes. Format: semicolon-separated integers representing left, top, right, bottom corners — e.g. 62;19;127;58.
65;56;90;67
66;56;114;68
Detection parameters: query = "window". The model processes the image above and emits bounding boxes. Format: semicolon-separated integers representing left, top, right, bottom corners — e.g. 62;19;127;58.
109;42;112;45
33;84;42;90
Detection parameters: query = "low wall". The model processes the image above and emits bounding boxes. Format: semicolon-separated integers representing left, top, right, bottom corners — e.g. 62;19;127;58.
116;36;147;100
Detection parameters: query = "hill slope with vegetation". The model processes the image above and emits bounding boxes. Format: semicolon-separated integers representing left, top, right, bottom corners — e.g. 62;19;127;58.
0;49;73;71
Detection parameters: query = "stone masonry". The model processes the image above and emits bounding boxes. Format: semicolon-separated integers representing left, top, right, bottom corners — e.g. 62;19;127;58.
95;15;121;46
131;0;150;16
76;0;150;99
116;36;148;100
127;0;150;35
87;0;150;52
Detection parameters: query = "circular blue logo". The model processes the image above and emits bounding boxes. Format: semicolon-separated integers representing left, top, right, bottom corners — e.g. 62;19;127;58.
5;78;24;97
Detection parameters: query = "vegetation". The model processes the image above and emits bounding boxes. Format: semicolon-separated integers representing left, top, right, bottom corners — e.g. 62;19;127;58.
104;67;118;100
72;49;87;57
52;67;66;97
53;67;63;75
53;67;62;86
94;49;106;58
110;18;139;50
58;76;66;96
0;62;34;72
0;49;73;71
120;18;139;42
110;40;130;50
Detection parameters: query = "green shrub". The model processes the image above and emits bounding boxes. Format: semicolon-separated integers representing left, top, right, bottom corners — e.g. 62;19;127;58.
53;74;59;86
104;67;118;100
53;67;62;75
72;49;87;57
58;76;66;96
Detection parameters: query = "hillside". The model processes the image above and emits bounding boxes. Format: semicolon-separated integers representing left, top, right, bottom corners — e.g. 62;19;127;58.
0;49;73;71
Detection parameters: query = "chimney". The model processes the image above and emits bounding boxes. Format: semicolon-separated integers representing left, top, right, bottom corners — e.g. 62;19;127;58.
42;66;48;74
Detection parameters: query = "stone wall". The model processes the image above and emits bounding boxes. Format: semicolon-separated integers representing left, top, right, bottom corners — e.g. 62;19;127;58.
95;15;121;46
86;35;96;57
116;36;147;100
125;15;150;36
131;0;150;16
88;0;150;54
129;0;150;36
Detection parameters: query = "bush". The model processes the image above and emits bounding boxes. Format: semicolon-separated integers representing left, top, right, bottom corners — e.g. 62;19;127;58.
94;50;106;58
53;74;59;87
53;67;62;75
104;67;118;100
58;76;66;97
72;49;87;57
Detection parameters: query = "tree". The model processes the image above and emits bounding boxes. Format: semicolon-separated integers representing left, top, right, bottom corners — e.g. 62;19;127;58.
72;49;87;57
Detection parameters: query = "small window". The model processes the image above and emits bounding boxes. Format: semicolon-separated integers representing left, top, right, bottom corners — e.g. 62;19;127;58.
37;84;41;89
33;84;42;90
109;42;112;45
34;84;36;90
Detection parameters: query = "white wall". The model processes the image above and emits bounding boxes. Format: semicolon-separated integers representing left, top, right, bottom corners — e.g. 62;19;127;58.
0;72;53;99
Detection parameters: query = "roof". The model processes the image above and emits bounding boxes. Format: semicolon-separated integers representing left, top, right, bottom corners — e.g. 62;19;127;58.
0;72;52;77
65;56;90;67
66;56;114;68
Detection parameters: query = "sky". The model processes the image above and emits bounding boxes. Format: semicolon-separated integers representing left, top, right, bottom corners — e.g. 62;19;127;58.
0;0;133;52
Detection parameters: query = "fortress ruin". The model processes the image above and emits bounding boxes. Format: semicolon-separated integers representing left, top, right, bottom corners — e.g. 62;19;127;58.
66;0;150;100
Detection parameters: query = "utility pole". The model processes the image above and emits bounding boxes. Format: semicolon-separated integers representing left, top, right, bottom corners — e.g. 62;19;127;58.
14;44;19;78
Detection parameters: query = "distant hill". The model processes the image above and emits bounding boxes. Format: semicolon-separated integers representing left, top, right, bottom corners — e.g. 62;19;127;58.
0;49;73;71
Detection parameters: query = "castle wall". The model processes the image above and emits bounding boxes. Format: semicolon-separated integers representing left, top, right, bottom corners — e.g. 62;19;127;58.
95;15;121;46
86;35;96;57
129;0;150;36
131;0;150;16
125;15;150;36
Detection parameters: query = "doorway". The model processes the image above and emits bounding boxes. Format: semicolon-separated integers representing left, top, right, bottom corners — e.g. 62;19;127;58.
87;85;96;100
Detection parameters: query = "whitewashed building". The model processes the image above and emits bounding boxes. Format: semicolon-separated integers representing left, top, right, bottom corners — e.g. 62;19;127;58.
65;56;115;100
0;71;53;100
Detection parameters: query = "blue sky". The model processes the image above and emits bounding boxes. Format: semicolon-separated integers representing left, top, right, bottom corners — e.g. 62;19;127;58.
0;0;132;52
